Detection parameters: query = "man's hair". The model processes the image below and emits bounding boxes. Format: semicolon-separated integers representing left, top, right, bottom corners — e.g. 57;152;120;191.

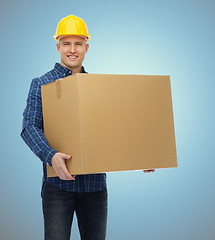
58;35;88;44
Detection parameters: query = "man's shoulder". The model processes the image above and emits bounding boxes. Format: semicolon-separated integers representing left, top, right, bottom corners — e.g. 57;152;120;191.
33;67;62;86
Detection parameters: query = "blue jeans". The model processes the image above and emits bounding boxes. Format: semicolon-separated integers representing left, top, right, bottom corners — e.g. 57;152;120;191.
41;181;108;240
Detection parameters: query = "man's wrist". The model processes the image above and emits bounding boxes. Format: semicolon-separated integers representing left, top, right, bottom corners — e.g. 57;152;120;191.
47;149;58;166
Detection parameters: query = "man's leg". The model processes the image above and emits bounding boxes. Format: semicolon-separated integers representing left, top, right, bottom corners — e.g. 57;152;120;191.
41;181;76;240
76;188;108;240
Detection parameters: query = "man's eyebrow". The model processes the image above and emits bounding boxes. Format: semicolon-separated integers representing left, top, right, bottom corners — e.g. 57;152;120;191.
61;41;84;44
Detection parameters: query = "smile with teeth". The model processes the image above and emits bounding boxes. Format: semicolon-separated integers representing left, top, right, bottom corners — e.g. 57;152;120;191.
68;55;78;60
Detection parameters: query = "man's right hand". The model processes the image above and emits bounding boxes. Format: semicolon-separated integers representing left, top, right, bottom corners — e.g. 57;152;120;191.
51;152;76;181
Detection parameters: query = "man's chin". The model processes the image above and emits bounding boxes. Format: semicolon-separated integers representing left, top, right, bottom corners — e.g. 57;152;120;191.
64;63;77;70
61;60;81;72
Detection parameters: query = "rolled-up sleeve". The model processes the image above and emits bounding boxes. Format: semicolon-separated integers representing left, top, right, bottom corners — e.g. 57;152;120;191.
21;78;57;166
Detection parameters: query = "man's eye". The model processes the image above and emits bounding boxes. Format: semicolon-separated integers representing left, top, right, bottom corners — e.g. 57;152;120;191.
76;43;82;46
63;43;70;46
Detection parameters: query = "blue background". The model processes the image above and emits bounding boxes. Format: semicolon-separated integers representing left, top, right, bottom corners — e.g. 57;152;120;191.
1;0;214;239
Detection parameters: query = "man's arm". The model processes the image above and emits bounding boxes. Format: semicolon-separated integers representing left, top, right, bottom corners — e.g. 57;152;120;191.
20;78;75;180
21;78;57;165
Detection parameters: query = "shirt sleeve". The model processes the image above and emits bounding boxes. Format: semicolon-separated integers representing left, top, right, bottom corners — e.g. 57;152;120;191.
20;78;57;166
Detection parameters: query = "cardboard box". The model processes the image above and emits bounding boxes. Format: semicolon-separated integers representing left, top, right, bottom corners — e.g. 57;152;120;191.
41;74;177;177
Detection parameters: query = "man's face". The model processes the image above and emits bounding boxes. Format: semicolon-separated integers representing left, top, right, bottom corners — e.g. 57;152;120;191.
57;35;89;73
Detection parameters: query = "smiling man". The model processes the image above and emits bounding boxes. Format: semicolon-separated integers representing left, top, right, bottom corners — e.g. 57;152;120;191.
57;35;89;74
21;15;107;240
21;14;155;240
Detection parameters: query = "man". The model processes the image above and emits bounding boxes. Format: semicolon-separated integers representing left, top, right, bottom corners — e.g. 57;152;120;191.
21;14;154;240
21;15;108;240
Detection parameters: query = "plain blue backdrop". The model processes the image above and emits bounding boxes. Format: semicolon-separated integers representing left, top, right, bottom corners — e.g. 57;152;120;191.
1;0;214;239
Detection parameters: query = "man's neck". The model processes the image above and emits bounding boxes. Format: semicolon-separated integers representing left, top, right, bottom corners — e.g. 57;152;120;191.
71;67;82;74
60;62;82;74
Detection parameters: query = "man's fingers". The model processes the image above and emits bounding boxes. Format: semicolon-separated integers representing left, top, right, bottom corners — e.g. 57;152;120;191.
62;153;71;160
57;169;75;181
60;164;75;180
143;169;155;173
57;170;69;180
51;152;75;180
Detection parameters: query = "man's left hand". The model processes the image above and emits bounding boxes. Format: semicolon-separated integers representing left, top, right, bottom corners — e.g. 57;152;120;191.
143;169;155;173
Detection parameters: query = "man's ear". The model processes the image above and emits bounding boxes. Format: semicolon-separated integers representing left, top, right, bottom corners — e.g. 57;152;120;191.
57;43;60;52
85;43;89;53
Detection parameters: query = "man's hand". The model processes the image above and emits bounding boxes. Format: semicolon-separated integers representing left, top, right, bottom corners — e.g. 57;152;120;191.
51;152;76;180
143;169;155;173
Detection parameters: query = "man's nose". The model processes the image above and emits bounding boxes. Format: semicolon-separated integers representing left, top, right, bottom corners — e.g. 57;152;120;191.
70;44;76;53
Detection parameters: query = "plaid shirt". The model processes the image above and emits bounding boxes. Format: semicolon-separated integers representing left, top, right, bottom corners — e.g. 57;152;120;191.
21;63;106;192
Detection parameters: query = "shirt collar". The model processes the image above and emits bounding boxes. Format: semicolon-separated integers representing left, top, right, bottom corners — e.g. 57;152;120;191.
54;62;87;77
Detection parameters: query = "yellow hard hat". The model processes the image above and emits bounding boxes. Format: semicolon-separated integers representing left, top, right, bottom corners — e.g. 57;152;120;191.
53;15;91;42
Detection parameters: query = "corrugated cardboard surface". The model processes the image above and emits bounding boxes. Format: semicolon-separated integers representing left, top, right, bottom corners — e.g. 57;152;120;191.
41;74;177;177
